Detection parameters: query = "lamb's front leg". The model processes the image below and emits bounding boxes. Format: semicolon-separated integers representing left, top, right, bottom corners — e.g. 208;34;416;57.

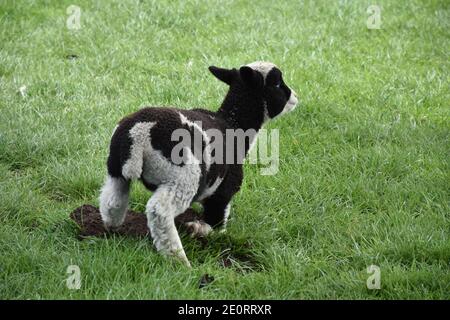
186;167;243;237
203;197;232;231
184;196;232;238
183;198;232;238
146;185;193;267
203;165;243;231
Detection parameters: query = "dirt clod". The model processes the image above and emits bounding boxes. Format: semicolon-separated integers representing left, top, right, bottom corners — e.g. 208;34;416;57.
198;273;215;288
69;204;264;273
65;54;79;60
70;204;202;239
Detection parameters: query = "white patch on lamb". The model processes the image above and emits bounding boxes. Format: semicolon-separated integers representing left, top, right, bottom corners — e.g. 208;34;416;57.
178;112;212;170
279;90;299;116
111;125;119;137
122;122;156;180
196;176;224;202
223;203;231;226
246;61;277;82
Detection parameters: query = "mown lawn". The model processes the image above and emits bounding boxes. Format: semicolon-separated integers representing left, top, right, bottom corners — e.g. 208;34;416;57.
0;0;449;299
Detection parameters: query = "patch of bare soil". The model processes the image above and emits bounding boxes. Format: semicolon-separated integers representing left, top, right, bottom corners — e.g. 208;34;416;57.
69;204;202;239
70;204;264;273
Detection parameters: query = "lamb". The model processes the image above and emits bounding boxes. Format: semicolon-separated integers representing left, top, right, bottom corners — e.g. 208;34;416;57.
99;61;299;267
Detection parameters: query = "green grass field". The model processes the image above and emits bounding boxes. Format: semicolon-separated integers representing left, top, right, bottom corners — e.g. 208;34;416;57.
0;0;449;299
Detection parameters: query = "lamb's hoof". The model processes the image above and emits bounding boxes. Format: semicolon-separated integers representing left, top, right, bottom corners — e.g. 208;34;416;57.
183;259;192;268
165;249;192;268
103;223;118;233
184;220;212;238
101;215;126;232
103;221;124;233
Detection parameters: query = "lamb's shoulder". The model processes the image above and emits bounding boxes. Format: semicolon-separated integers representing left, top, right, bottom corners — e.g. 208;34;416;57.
117;106;180;126
180;108;228;131
114;106;226;132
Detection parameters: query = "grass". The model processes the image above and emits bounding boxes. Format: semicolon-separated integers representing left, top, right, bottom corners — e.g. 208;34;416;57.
0;0;449;299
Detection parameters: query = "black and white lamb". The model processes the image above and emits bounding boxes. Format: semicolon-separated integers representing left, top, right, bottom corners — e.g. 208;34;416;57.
99;61;299;267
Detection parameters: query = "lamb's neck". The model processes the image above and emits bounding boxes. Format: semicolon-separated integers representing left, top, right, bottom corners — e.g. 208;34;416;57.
217;91;266;132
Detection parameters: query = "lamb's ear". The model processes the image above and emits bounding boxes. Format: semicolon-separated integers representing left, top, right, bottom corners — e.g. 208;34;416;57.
239;66;264;89
208;66;237;85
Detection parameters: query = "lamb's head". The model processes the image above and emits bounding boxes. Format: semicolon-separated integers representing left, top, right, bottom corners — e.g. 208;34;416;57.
209;61;299;120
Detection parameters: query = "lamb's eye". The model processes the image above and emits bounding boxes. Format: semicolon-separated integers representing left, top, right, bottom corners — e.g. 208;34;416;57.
275;83;281;88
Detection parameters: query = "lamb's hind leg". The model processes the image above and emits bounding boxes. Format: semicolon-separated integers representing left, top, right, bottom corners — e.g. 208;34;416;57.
99;175;130;229
146;184;194;267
